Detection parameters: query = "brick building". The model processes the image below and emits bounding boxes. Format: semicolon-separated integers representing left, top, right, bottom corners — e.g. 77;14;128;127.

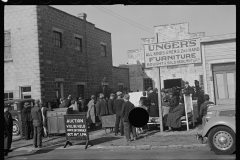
4;5;129;102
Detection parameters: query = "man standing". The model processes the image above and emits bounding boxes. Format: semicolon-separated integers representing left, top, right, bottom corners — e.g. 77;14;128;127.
22;102;32;140
4;106;13;157
65;95;72;108
108;93;116;132
148;88;159;117
31;99;43;148
199;94;214;122
113;91;124;136
96;93;109;124
122;94;136;142
79;95;85;112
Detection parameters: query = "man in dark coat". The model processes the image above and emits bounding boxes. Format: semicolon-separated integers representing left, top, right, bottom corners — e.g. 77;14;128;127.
168;91;180;112
31;99;43;148
183;81;193;96
96;93;109;123
65;95;72;108
22;102;32;140
199;94;214;121
148;88;159;117
108;93;115;132
113;91;125;136
121;94;136;142
4;106;13;157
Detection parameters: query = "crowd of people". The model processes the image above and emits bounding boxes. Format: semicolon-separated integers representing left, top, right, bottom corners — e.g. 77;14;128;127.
4;81;215;156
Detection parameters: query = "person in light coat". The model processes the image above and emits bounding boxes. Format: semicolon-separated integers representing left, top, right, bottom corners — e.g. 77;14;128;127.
87;95;96;131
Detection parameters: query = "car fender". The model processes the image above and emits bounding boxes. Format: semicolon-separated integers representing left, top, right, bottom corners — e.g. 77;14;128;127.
202;116;235;137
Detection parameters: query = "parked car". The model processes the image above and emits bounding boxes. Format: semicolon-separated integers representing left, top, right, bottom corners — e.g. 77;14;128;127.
4;99;35;136
196;104;235;155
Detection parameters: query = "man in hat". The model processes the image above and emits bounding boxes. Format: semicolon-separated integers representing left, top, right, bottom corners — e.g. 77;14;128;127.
59;97;67;108
121;94;136;142
65;95;72;108
113;91;124;136
4;106;13;157
96;93;108;123
148;88;159;117
22;102;32;140
31;99;43;148
108;93;116;132
199;94;214;122
182;81;193;96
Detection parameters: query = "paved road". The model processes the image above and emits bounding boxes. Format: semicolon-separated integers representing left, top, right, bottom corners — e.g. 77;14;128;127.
5;147;235;159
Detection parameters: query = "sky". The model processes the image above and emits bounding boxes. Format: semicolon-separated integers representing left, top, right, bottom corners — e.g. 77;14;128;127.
51;5;236;66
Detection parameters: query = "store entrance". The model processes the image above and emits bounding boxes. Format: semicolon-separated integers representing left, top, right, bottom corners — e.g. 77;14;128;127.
164;78;183;89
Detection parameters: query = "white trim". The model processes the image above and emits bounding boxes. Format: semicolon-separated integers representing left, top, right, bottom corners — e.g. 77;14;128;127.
208;59;236;104
76;82;86;85
101;82;109;86
118;83;124;86
201;44;208;94
100;42;107;46
52;27;63;33
73;34;83;39
55;78;64;82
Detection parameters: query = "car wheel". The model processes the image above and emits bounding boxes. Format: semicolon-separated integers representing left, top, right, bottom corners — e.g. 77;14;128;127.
208;126;235;155
13;121;20;136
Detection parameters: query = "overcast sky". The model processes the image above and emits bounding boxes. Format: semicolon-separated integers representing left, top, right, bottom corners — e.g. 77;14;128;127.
51;5;236;66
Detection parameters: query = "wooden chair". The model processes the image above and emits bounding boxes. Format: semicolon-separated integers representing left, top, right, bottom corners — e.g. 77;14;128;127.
181;94;195;131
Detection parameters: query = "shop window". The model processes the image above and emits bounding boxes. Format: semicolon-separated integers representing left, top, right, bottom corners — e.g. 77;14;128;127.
53;31;62;47
75;37;82;52
4;31;12;59
4;92;13;101
101;44;107;57
144;78;153;91
21;86;31;99
119;85;123;92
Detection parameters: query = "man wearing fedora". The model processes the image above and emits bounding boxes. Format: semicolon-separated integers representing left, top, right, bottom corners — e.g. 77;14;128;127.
22;102;32;140
113;91;124;136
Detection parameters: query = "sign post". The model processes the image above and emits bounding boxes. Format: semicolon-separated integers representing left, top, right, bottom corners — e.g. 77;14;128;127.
156;67;164;132
63;113;93;149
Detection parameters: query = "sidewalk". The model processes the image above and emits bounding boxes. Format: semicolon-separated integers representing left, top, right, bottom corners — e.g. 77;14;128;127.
12;125;206;152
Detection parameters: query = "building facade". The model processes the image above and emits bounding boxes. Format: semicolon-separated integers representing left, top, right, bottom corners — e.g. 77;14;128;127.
4;5;129;102
126;22;235;105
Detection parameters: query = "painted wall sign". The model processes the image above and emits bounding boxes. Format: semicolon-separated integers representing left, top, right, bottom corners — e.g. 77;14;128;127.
144;39;201;68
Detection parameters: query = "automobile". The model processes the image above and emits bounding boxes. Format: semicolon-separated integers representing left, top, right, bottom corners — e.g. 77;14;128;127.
196;104;235;155
4;99;35;136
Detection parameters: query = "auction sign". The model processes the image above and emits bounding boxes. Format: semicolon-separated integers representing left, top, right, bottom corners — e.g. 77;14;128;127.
144;39;201;68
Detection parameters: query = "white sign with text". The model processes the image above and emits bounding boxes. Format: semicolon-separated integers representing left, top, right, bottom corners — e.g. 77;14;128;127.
144;39;201;68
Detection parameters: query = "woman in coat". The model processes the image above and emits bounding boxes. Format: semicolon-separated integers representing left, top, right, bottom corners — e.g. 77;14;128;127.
168;91;180;112
164;98;185;132
4;106;13;157
87;95;96;131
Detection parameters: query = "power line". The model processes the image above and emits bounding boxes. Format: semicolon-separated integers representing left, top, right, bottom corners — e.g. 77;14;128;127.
95;6;176;40
93;5;153;34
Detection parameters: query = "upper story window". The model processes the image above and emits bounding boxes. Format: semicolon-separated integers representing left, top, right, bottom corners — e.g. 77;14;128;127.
53;31;62;47
75;37;82;52
4;91;13;101
4;31;12;59
144;78;153;91
101;44;107;57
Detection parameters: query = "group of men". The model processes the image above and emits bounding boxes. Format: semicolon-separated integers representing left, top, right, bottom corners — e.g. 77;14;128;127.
59;95;86;112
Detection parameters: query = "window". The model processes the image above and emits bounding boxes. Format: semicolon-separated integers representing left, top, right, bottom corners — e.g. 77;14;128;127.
75;37;82;52
53;31;62;47
101;44;107;57
144;78;153;91
4;31;11;59
4;92;13;101
21;86;31;99
119;85;123;92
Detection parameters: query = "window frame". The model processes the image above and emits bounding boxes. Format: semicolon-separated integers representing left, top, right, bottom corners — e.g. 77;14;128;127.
20;86;32;99
53;31;62;48
101;43;107;57
144;78;153;91
75;37;83;52
4;30;12;60
4;91;14;101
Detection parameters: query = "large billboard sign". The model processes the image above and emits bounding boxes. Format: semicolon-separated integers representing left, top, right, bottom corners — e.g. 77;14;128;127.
144;39;201;68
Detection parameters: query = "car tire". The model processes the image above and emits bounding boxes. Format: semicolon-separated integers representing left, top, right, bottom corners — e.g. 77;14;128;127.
13;121;20;136
208;126;235;155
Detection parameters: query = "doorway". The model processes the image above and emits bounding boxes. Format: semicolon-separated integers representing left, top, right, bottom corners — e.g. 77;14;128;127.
164;78;183;89
77;85;84;98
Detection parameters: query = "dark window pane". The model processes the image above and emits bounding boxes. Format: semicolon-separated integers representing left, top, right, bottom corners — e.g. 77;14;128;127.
9;92;13;98
22;87;31;92
4;93;8;99
24;95;31;99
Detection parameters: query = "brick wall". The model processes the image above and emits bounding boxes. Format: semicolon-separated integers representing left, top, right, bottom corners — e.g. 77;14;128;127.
36;6;113;102
4;5;41;100
112;67;129;93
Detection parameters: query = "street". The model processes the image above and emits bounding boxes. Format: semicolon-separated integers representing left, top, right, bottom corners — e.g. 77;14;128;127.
5;147;235;159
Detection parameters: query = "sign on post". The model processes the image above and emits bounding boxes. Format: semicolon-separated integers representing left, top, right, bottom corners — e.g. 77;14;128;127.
144;39;201;68
63;113;92;149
